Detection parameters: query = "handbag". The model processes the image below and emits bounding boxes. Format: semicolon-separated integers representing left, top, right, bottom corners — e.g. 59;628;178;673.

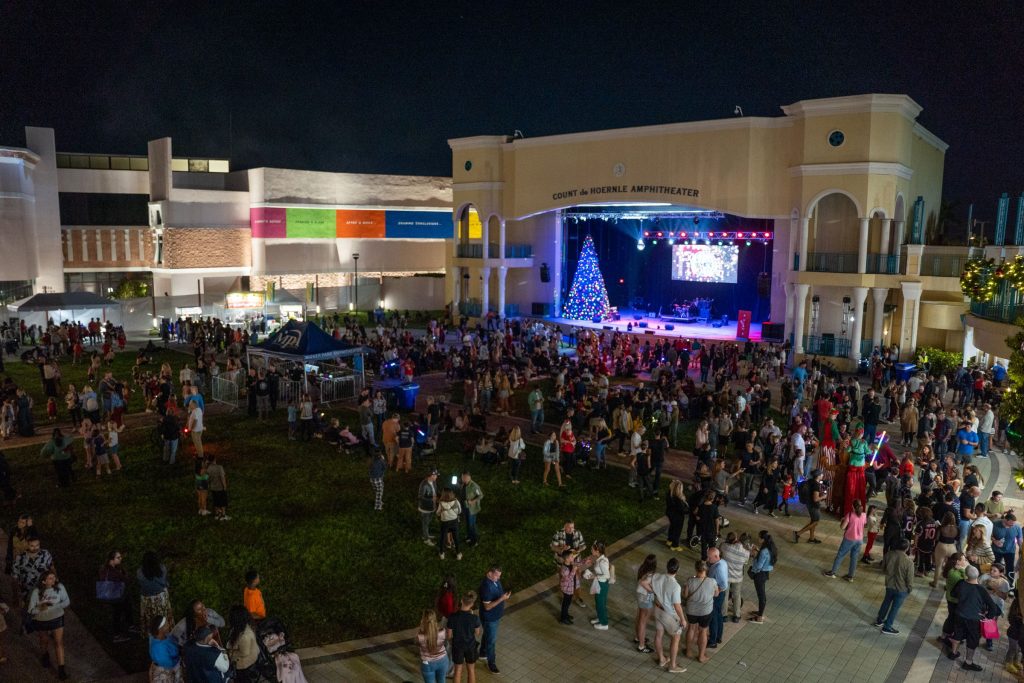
747;566;756;580
96;579;125;602
981;617;1000;640
589;578;601;595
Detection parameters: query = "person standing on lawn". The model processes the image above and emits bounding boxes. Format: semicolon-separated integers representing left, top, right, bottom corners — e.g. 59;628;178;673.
419;469;439;545
160;410;181;465
458;472;483;546
873;538;914;634
186;400;204;458
206;455;229;521
478;565;511;675
528;384;545;434
437;488;463;561
40;428;75;488
369;449;386;511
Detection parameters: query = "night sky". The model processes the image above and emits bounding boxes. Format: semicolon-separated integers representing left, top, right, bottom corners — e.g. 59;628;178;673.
2;1;1021;220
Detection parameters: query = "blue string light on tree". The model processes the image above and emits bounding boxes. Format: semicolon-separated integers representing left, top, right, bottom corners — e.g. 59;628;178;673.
563;234;611;322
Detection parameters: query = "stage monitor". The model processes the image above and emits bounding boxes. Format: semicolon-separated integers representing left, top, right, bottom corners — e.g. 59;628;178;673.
671;244;739;283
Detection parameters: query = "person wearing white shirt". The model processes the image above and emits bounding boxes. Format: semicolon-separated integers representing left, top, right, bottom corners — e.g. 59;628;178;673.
186;401;205;458
978;404;995;458
972;506;994;545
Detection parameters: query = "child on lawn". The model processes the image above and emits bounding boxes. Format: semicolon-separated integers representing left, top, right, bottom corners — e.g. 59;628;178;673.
287;400;297;441
243;569;266;620
106;420;123;472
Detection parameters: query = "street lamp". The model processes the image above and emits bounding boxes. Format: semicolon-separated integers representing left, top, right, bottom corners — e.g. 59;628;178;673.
352;253;360;315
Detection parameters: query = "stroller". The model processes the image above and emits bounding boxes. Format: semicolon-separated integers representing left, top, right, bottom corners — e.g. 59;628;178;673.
251;617;307;683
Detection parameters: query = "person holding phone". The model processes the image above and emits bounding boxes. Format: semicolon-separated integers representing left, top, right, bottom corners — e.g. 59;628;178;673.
478;565;510;675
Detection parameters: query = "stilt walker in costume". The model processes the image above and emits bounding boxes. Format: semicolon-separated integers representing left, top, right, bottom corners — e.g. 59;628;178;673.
821;408;843;513
844;426;871;516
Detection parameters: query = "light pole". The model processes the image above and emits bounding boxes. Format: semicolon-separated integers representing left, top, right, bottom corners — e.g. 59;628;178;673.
352;253;360;316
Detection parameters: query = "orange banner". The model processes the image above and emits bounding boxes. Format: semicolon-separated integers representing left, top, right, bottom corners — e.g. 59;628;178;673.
336;210;385;238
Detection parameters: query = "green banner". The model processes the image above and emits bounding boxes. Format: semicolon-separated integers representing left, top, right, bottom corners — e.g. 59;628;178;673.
286;208;335;238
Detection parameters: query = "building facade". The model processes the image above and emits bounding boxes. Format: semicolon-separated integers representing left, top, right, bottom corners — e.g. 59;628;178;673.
0;128;450;327
448;93;967;367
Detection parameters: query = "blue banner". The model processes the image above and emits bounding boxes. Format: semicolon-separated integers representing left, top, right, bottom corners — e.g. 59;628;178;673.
384;211;453;239
1014;194;1024;246
911;197;925;244
995;192;1010;246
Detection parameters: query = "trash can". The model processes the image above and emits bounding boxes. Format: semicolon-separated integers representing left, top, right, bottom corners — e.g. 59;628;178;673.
395;383;420;411
895;363;917;382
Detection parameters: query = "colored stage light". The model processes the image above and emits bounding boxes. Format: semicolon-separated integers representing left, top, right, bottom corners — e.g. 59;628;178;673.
709;232;715;237
667;238;675;245
763;232;771;238
657;231;663;237
618;278;624;284
636;239;645;251
681;232;687;238
652;239;659;245
737;232;744;238
644;231;650;237
745;240;752;246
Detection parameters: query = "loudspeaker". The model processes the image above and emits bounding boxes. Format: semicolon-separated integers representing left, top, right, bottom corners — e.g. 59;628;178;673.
240;276;251;291
602;325;613;330
665;324;675;331
762;323;784;341
711;320;723;328
632;314;643;321
757;272;771;298
644;330;655;335
638;322;648;328
531;302;551;316
539;263;550;283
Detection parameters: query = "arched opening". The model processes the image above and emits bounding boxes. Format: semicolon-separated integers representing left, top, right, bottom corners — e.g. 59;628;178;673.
487;214;502;258
806;192;860;273
456;204;482;245
893;194;906;249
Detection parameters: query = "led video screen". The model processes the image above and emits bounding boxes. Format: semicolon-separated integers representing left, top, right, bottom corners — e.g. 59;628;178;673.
671;244;739;283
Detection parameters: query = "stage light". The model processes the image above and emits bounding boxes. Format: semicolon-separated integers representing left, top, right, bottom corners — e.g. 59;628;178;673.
636;239;645;251
618;278;624;284
657;231;663;237
763;232;771;238
693;216;700;225
745;240;752;246
717;240;723;245
644;231;650;237
737;232;744;238
681;232;687;238
652;239;658;245
709;232;715;237
667;238;675;245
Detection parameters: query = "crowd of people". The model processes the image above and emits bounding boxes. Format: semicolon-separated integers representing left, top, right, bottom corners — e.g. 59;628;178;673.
0;308;1020;681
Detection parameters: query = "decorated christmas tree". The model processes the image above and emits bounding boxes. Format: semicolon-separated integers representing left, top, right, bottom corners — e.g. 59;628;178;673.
563;234;612;321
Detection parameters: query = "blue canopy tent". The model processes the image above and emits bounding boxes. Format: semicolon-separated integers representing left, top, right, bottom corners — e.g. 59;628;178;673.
246;320;367;396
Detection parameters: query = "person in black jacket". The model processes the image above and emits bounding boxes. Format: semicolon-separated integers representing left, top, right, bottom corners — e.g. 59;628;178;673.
665;480;688;551
947;564;1000;671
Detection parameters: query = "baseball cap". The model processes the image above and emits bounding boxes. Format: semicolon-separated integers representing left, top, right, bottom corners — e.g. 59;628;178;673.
194;625;215;641
429;468;440;476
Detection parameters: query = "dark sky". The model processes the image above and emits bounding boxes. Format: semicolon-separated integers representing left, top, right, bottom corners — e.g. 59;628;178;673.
2;1;1021;219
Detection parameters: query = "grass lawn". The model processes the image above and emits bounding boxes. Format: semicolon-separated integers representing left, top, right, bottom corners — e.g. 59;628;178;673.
1;349;664;672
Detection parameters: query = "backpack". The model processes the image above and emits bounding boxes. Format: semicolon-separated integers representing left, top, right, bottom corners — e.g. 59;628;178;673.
85;395;99;412
797;480;810;504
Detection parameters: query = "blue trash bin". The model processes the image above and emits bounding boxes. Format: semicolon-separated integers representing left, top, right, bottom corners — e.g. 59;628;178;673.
894;363;917;382
395;383;420;411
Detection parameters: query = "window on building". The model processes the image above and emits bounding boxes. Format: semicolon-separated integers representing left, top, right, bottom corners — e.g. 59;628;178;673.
59;193;149;226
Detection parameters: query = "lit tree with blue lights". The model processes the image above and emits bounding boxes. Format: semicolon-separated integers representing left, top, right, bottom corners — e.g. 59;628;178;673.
563;234;612;321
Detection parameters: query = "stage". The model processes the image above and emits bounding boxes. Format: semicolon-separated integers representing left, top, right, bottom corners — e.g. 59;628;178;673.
549;313;763;343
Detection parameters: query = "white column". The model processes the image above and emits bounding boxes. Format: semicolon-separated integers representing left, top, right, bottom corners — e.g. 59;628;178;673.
871;287;888;352
451;266;461;310
498;219;506;260
894;220;906;267
962;324;975;367
879;219;892;257
850;286;869;362
798;217;810;271
480;266;491;314
857;217;870;274
497;266;507;318
481;216;489;258
783;281;794;334
899;281;923;361
792;283;810;354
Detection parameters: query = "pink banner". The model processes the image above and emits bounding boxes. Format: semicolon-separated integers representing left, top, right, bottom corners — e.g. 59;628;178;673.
251;207;286;238
736;310;752;340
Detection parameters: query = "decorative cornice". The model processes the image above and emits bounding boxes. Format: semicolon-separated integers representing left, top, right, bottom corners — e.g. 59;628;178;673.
453;182;505;191
912;122;950;152
0;147;40;169
781;94;923;121
789;162;914;180
447;136;511;151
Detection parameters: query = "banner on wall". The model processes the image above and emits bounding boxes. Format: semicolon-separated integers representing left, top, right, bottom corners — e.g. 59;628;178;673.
736;310;752;340
250;207;452;239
